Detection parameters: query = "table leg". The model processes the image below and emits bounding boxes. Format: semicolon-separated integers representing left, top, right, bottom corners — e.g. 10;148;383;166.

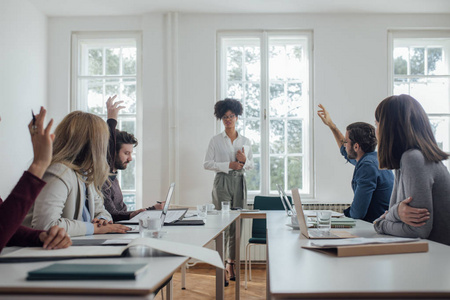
181;263;186;289
215;231;224;300
165;277;173;300
235;216;241;300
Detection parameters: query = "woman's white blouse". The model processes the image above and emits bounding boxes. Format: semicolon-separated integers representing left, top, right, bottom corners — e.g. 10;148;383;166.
204;131;254;174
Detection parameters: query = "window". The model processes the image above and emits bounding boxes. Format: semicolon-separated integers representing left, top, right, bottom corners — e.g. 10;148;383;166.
72;32;142;210
390;31;450;159
218;32;313;197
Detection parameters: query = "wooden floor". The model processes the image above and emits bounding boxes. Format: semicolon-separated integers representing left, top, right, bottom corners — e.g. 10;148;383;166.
154;263;266;300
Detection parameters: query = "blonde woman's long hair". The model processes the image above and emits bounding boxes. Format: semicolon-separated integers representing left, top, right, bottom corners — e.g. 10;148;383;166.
52;111;110;196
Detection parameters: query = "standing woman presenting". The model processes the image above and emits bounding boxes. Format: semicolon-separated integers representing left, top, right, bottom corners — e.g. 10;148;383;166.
204;98;253;286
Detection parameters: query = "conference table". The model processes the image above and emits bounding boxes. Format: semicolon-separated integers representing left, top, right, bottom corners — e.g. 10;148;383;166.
266;211;450;299
0;211;241;300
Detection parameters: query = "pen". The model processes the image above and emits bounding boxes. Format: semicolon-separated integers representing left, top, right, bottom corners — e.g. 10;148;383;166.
157;201;162;204
31;110;36;126
31;110;37;134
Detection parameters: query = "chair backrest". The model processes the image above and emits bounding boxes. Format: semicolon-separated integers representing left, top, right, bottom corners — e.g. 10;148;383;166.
251;196;291;239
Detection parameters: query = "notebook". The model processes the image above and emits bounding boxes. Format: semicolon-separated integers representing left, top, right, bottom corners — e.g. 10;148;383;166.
27;263;149;280
291;188;356;239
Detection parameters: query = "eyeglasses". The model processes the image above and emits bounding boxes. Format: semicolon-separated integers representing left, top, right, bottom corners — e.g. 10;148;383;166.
222;115;236;120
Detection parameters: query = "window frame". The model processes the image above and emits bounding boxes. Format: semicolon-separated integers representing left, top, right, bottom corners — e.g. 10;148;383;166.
71;31;143;208
217;30;314;198
388;30;450;161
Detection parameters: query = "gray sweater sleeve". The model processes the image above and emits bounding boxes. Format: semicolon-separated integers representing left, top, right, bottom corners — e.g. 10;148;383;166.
374;150;434;239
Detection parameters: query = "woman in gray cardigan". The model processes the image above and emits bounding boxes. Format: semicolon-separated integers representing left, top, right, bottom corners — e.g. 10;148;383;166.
373;94;450;246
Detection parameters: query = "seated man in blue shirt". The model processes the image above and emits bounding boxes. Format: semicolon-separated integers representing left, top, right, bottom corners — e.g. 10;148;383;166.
317;104;394;222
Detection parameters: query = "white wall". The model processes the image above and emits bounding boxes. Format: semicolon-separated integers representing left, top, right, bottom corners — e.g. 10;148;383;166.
46;12;450;207
0;0;47;195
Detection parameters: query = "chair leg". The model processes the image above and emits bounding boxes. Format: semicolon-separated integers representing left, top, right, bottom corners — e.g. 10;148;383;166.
245;243;250;290
249;244;253;281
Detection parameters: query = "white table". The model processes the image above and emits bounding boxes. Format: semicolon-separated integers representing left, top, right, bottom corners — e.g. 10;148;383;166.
266;211;450;299
0;211;241;300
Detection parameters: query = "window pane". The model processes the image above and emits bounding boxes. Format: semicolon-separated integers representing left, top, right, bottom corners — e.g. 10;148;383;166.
87;48;103;76
270;156;285;191
270;119;285;154
121;156;136;190
120;118;136;136
269;43;302;81
245;46;260;81
269;83;285;117
121;79;137;114
78;78;104;114
410;47;425;75
429;117;450;153
123;194;136;211
227;83;243;100
288;156;302;190
393;47;408;75
122;47;137;75
288;119;302;153
105;79;120;97
410;78;450;114
105;48;120;75
227;46;243;81
428;48;444;75
393;78;409;95
246;156;260;192
287;83;302;117
245;83;260;118
245;119;261;155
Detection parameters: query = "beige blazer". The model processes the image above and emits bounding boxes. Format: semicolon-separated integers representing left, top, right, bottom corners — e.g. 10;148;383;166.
23;163;112;237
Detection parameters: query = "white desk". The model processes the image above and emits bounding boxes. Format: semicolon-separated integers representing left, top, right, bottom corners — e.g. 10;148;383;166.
0;211;241;300
266;211;450;299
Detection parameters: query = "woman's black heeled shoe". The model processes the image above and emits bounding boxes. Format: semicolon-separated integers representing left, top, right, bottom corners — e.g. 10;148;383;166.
226;261;236;281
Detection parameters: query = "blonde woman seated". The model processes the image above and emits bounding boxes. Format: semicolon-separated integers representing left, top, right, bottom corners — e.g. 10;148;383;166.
23;111;130;237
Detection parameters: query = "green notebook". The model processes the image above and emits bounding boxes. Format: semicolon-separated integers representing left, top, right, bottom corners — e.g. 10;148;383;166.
27;263;149;281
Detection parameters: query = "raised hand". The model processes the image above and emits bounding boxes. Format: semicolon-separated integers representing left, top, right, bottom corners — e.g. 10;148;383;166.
28;106;54;179
317;104;335;128
106;95;125;120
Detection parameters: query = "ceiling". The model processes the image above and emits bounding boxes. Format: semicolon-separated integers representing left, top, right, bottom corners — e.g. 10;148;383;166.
28;0;450;17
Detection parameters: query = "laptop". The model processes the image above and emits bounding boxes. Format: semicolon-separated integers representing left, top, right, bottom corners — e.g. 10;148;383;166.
160;183;204;226
276;184;295;216
291;188;355;239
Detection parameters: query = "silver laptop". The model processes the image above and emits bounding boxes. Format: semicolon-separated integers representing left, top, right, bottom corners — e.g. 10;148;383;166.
291;188;354;239
276;184;295;216
159;182;176;226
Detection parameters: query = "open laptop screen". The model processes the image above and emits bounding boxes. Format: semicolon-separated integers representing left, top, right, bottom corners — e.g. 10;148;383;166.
160;182;175;227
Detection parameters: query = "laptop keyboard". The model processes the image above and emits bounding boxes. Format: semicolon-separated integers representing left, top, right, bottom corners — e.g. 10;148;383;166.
308;229;339;238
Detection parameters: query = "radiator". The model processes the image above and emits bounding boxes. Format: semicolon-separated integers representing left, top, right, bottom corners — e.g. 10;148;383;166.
240;203;349;262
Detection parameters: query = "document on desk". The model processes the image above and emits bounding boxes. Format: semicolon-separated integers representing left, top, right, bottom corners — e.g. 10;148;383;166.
0;238;225;269
303;210;344;218
120;209;187;224
303;237;428;257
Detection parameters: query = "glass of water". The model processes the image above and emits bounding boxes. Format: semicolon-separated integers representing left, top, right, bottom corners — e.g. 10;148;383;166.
139;216;162;238
316;211;332;231
221;201;231;213
197;204;207;220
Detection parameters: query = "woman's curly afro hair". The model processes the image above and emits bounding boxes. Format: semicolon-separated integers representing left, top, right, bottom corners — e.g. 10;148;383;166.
214;98;243;120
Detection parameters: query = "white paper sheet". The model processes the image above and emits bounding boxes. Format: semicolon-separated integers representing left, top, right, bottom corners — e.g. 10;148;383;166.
1;238;225;269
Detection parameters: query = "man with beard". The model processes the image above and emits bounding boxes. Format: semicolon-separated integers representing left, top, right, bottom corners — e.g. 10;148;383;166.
317;104;394;222
102;96;163;222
